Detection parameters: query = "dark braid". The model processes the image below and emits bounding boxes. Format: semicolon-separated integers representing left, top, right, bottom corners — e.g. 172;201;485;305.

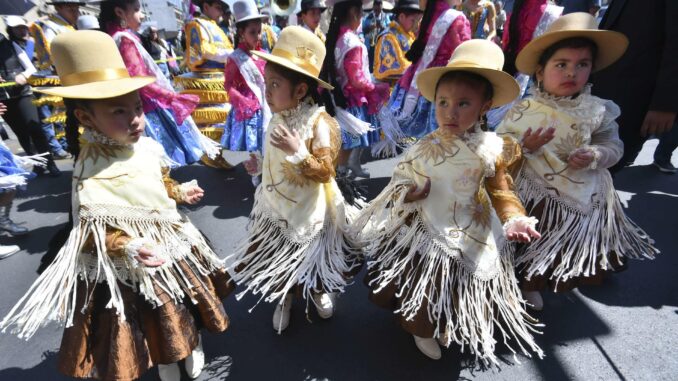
503;0;526;75
404;0;438;63
63;99;88;160
319;0;362;116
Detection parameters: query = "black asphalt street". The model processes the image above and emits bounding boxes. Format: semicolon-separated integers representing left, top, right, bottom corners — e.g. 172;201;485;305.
0;142;676;381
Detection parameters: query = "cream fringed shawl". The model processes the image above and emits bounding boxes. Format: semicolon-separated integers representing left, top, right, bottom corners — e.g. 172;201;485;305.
353;128;543;365
496;86;658;286
0;134;224;339
226;103;363;307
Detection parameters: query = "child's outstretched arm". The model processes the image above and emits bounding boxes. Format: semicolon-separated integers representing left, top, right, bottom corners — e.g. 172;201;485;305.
486;137;540;243
162;168;204;205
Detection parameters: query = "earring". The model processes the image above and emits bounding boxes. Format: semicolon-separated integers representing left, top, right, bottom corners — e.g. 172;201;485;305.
537;79;543;91
120;18;127;28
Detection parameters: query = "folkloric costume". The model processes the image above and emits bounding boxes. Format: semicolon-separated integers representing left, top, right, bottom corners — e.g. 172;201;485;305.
0;31;232;381
176;1;234;143
354;40;543;364
222;0;271;152
260;23;279;53
362;0;393;68
225;27;363;327
496;13;658;292
388;0;470;139
297;0;328;43
372;0;421;83
107;24;220;166
462;0;495;39
486;0;563;128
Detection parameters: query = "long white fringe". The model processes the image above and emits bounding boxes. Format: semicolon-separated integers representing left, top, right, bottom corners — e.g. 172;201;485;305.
371;106;407;158
515;167;658;286
0;210;224;340
355;181;543;365
335;107;374;137
227;196;363;309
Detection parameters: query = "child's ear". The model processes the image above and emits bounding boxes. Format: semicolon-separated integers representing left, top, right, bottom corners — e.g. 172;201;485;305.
480;100;493;116
74;107;94;129
535;65;545;82
295;82;309;102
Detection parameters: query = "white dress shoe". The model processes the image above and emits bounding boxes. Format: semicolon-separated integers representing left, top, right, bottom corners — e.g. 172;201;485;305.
413;335;441;360
185;335;205;379
0;244;19;259
522;289;544;311
158;363;181;381
312;292;335;319
272;294;293;333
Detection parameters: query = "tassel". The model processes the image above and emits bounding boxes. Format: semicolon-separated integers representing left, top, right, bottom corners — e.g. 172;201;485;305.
371;105;407;158
335;107;374;137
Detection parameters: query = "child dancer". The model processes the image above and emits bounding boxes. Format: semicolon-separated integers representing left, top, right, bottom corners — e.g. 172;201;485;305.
227;26;363;332
222;0;270;155
373;0;423;83
100;0;220;166
0;31;232;381
320;0;391;175
388;0;470;139
354;40;543;363
496;13;658;310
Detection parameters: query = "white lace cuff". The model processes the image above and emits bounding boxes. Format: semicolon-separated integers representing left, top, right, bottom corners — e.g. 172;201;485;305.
502;215;539;236
568;146;601;170
177;180;199;200
124;238;151;269
285;144;310;165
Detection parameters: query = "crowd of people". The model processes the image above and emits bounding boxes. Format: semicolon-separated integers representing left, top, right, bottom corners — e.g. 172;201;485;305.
0;0;674;380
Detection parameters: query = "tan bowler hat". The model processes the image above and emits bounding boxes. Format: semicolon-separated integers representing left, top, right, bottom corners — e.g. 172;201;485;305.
416;39;519;106
516;12;628;75
33;30;155;99
251;26;333;89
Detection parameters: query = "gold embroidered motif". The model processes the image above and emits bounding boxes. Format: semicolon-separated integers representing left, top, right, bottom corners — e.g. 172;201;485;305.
281;161;311;188
553;132;584;162
415;130;461;166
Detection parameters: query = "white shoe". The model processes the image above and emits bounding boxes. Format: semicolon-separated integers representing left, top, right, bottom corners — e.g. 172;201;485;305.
272;294;293;333
0;244;19;259
312;292;335;319
158;363;181;381
185;335;205;379
522;290;544;311
413;335;441;360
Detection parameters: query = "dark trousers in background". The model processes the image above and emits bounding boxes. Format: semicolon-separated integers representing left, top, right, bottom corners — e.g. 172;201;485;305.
1;95;51;155
654;122;678;165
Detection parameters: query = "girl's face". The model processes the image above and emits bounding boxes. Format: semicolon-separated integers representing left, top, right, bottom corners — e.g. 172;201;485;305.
301;9;322;31
264;65;308;113
398;12;422;33
536;47;593;97
434;79;492;135
115;0;144;31
347;6;362;31
75;91;146;145
239;20;262;49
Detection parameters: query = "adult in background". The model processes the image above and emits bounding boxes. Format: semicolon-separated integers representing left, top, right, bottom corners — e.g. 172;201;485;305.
592;0;678;173
363;0;393;69
0;18;60;177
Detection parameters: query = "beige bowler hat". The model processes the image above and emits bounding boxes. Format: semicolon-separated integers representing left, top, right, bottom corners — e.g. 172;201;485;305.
34;30;155;99
251;26;333;89
417;39;520;106
516;12;629;75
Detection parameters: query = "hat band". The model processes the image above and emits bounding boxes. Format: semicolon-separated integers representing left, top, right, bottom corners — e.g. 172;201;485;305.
447;60;499;70
270;48;320;77
60;68;131;87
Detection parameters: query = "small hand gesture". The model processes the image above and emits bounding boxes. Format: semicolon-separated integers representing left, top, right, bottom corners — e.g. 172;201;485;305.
0;102;6;116
506;219;541;243
182;185;204;205
522;127;556;153
404;178;431;203
568;148;595;170
244;153;259;176
270;124;301;156
135;246;166;267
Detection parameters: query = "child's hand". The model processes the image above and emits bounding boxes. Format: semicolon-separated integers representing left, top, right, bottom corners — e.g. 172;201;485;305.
404;178;431;203
270;124;301;156
506;219;541;243
182;185;204;205
0;102;6;116
135;247;166;267
522;127;556;153
568;149;594;169
244;153;259;175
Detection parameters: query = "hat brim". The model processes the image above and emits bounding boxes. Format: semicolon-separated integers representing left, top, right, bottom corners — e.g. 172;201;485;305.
251;51;334;90
516;29;628;75
416;66;520;107
235;14;269;23
33;77;156;99
391;5;423;13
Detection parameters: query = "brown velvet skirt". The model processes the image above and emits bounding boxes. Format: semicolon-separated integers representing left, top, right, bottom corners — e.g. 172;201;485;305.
518;200;627;293
57;255;234;381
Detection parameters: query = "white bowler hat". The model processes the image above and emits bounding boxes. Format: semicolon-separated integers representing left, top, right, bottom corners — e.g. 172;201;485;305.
76;15;99;30
233;0;268;23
